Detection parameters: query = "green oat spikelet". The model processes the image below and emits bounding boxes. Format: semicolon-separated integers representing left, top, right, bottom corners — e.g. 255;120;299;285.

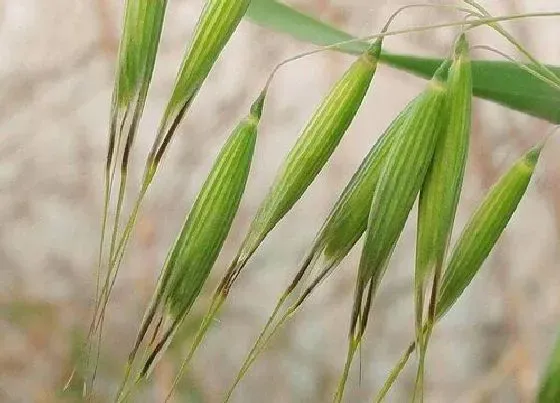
413;33;472;402
104;0;168;258
88;0;167;392
145;0;253;182
335;59;450;403
115;91;266;400
221;39;383;294
436;143;543;318
97;0;168;315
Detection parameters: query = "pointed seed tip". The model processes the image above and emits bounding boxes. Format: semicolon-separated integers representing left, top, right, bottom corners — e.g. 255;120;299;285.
454;33;469;57
525;144;543;166
432;59;451;83
366;38;383;59
250;90;267;119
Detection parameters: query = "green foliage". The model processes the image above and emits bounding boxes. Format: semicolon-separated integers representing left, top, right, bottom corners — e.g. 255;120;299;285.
247;0;560;123
539;328;560;403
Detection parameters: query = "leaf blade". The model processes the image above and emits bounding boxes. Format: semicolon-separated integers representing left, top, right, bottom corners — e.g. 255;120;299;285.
539;328;560;403
246;1;560;123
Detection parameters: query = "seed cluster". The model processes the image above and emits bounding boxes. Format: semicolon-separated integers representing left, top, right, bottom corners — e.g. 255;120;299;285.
89;2;556;401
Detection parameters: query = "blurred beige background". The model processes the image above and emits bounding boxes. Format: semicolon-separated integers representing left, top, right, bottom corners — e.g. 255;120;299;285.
1;0;560;402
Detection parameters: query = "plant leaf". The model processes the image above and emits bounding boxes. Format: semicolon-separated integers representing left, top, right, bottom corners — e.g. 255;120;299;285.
245;0;560;123
246;0;365;54
539;327;560;403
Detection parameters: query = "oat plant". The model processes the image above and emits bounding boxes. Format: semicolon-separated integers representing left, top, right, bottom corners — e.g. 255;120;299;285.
82;1;560;402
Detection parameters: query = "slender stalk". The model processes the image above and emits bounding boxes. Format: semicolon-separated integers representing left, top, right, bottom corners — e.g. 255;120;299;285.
374;341;417;403
464;0;560;87
471;45;560;92
221;292;290;402
268;11;560;66
163;294;226;402
412;258;442;402
108;169;128;270
92;181;149;335
334;338;361;403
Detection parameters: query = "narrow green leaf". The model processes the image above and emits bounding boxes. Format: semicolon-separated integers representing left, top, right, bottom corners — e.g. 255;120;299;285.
381;54;560;124
538;327;560;403
246;1;560;123
246;0;365;54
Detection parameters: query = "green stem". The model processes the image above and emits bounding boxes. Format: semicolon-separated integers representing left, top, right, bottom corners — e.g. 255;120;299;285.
164;293;226;402
334;337;361;403
222;291;290;402
412;332;429;403
93;181;149;333
374;341;416;403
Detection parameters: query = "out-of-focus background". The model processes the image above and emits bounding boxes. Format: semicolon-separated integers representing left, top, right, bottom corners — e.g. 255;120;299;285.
1;1;560;402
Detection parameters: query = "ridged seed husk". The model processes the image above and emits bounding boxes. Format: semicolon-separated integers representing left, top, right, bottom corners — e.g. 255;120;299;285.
436;144;543;318
221;40;383;292
351;61;449;338
147;0;252;177
163;93;265;318
415;34;472;311
412;33;472;403
130;92;266;379
115;0;167;109
294;96;420;294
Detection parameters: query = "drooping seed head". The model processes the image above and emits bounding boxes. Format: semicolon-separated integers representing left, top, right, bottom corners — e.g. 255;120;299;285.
436;143;543;319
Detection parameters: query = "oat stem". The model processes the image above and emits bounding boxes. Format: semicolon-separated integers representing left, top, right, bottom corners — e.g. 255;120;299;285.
374;341;417;403
163;293;226;402
334;337;361;403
